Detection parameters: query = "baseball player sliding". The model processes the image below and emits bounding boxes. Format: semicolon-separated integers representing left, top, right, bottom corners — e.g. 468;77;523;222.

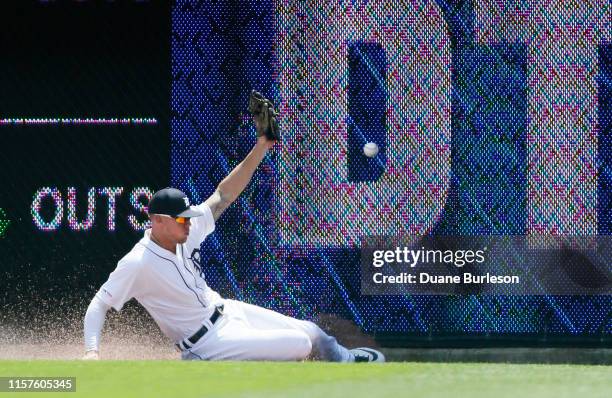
83;91;384;362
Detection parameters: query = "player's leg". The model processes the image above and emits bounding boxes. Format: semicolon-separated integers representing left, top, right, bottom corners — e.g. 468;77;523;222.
230;299;353;362
185;316;312;361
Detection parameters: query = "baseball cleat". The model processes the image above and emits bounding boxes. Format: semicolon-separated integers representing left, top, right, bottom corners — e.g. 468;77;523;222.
350;347;385;363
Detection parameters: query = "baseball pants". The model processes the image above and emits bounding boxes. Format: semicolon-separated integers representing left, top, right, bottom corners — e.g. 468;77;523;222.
181;299;353;361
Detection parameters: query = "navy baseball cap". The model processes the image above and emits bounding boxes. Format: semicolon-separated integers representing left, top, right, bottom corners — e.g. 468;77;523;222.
147;188;205;218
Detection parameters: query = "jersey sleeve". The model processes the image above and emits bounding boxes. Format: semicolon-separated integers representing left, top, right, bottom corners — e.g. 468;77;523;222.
95;258;143;311
188;203;215;244
84;295;110;351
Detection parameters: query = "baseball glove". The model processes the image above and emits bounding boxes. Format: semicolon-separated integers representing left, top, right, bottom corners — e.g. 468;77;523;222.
248;90;281;141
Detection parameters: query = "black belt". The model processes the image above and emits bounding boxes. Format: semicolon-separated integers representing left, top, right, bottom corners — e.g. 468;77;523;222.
176;305;224;352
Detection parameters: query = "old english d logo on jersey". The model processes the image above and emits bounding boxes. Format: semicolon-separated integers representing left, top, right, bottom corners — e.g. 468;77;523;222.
190;248;204;276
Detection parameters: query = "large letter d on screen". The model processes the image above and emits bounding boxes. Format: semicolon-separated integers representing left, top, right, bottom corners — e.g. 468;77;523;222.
276;0;452;247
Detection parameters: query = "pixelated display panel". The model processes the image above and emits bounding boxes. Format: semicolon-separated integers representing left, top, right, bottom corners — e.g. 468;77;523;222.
171;0;611;339
0;1;170;307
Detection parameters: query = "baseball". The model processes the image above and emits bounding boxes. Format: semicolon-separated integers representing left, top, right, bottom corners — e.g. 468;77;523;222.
363;142;379;158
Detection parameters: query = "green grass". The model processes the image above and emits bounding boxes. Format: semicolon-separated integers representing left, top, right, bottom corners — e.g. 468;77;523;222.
0;361;610;398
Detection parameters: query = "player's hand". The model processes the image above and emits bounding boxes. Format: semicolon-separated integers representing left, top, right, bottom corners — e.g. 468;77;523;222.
248;90;281;143
82;350;100;360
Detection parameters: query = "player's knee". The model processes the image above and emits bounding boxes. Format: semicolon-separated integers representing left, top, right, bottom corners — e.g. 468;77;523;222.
295;333;313;359
302;320;323;340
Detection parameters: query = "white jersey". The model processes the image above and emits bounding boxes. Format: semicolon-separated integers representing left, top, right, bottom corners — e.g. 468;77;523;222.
95;203;222;343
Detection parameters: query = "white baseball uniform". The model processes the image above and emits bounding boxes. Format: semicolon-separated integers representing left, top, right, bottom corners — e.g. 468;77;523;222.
84;202;353;361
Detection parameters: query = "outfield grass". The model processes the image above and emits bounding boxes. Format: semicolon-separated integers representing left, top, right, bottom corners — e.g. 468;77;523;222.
0;361;610;398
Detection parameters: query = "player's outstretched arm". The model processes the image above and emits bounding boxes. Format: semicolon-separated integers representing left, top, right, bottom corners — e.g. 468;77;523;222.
204;134;275;221
204;91;280;221
82;295;110;360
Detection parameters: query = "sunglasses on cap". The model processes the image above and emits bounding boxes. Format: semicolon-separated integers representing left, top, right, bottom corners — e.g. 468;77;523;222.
157;214;190;224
